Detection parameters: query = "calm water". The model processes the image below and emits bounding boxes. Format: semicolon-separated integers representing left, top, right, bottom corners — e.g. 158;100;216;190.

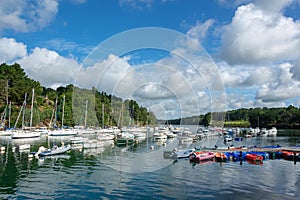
0;127;300;200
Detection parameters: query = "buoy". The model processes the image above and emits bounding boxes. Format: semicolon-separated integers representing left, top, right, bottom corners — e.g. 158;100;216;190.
150;146;154;150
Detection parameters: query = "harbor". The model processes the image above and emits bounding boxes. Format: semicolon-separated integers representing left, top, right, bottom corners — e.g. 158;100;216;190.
0;126;299;199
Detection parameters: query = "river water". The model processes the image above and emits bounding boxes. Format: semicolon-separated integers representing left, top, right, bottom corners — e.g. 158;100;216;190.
0;127;299;199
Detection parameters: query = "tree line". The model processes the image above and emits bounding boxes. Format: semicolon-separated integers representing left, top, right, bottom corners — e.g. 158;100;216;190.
163;106;300;129
0;63;157;129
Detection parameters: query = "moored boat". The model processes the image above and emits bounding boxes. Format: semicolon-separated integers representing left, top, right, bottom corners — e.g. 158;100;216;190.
35;144;71;157
246;153;263;162
214;152;227;162
189;151;215;162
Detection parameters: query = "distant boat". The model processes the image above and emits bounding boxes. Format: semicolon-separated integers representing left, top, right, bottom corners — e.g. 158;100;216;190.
48;95;77;136
116;132;135;145
224;135;233;142
35;144;71;157
11;89;41;139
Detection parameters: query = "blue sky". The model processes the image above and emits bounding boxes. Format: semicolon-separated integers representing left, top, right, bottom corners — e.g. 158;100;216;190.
1;0;300;120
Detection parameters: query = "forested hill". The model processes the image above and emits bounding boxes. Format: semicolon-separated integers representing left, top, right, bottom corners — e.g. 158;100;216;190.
165;106;300;129
0;63;157;128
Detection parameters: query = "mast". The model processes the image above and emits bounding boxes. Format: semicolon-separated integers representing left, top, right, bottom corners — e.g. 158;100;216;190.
50;97;58;128
84;100;88;128
8;101;11;129
6;79;8;106
30;88;34;131
22;93;27;130
62;95;65;128
102;104;104;128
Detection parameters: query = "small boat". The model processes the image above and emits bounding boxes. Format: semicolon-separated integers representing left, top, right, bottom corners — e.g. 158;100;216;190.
247;151;269;160
246;153;263;162
224;135;233;142
174;148;195;159
116;132;135;145
281;150;300;161
70;136;84;144
214;152;227;162
153;132;167;140
189;151;215;162
35;144;71;157
48;128;77;136
234;137;243;141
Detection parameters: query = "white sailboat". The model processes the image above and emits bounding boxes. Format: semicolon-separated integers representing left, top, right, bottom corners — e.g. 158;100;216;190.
48;95;77;136
12;89;41;139
0;80;12;136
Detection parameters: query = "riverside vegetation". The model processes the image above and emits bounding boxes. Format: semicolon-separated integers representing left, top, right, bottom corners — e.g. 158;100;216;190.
0;63;156;128
1;63;300;129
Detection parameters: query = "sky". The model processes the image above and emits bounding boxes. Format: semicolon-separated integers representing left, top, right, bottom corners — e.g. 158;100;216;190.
1;0;300;120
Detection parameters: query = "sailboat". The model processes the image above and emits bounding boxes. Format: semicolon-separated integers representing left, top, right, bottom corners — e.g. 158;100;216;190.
0;80;12;136
76;100;96;134
0;101;12;136
11;89;41;139
48;95;77;136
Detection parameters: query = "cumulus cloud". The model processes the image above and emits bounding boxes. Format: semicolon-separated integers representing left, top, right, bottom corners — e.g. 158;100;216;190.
0;37;27;63
0;0;58;32
255;63;300;102
255;0;294;13
242;66;278;86
18;47;80;88
221;3;300;65
290;59;300;81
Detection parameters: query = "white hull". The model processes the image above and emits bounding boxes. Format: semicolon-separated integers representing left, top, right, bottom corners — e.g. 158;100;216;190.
48;129;77;136
0;130;12;136
11;131;41;139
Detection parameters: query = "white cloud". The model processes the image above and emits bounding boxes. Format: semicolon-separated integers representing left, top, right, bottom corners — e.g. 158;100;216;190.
221;3;300;65
187;19;215;44
255;0;294;13
290;59;300;81
0;37;27;64
242;66;278;86
119;0;154;9
0;0;58;32
255;63;300;102
69;0;87;4
18;47;80;89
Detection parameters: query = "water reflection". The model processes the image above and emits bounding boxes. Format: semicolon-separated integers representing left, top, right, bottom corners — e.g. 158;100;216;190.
0;129;299;199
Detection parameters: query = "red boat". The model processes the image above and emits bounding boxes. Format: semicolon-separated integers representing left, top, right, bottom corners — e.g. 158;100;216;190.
246;153;263;162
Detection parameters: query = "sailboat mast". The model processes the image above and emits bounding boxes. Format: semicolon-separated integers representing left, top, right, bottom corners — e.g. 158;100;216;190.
8;101;11;129
102;104;104;128
6;79;8;106
30;88;34;131
84;100;88;128
22;93;27;130
50;97;58;128
62;95;65;128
